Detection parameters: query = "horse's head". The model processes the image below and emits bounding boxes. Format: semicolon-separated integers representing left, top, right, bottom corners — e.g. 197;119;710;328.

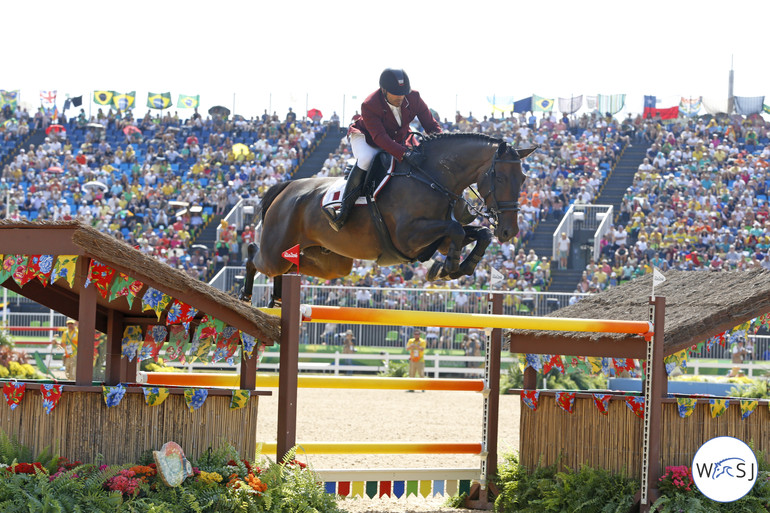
477;144;535;242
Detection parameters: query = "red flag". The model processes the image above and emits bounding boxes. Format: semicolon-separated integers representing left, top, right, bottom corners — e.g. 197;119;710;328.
281;244;300;272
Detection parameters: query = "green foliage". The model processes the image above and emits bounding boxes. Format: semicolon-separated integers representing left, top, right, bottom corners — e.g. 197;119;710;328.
729;378;770;399
0;430;59;472
0;329;13;348
378;359;408;377
494;452;636;513
500;365;606;394
443;492;467;508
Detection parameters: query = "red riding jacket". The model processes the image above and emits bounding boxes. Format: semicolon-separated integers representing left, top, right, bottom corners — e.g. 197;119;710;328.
348;89;441;160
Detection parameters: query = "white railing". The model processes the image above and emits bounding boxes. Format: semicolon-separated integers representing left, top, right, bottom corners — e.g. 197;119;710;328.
215;197;260;242
553;204;613;263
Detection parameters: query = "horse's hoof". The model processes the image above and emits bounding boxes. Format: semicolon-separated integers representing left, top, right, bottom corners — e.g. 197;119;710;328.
268;298;282;308
427;260;444;281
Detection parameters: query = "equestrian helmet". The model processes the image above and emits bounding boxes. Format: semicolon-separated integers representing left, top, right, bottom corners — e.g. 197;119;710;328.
379;68;411;96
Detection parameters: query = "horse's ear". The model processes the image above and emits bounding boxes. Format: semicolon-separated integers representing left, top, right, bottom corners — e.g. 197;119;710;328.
514;146;539;160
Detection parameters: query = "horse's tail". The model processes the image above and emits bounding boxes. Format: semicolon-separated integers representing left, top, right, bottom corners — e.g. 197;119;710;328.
259;181;292;222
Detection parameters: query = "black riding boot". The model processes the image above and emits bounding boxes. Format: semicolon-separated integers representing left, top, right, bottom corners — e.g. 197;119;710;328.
325;164;366;232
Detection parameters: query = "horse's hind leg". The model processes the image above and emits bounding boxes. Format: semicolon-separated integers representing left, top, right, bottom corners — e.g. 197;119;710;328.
267;247;353;307
238;243;259;302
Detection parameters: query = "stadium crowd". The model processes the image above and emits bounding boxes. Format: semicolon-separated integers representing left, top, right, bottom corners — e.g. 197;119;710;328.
2;99;770;316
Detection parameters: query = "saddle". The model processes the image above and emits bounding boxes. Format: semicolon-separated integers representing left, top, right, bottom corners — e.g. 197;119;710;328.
321;152;393;210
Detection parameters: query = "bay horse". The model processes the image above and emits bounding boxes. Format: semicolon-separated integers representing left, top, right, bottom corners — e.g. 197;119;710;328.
240;132;535;305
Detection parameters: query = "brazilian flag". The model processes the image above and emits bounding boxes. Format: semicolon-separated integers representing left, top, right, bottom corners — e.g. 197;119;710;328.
533;95;555;112
177;94;200;109
112;91;136;111
93;90;115;105
0;90;19;109
147;92;172;110
764;104;770;115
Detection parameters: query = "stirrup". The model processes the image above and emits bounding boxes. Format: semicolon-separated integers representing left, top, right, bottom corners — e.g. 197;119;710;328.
324;206;345;232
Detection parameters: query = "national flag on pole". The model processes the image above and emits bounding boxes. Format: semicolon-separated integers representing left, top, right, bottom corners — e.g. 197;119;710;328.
93;90;114;105
513;96;532;114
177;94;200;109
281;244;300;273
0;90;19;109
40;90;56;109
558;96;582;115
533;95;555;112
112;91;136;111
147;92;172;109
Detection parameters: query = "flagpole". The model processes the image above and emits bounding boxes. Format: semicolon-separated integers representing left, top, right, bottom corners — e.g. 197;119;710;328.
232;93;236;117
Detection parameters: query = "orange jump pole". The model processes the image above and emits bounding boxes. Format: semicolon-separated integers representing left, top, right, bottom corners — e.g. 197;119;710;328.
138;373;484;392
260;305;653;335
260;441;483;455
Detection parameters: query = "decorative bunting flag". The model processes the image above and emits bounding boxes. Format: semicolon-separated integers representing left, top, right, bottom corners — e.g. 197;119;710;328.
525;353;542;372
11;255;31;287
102;384;127;407
121;325;143;361
85;260;116;299
709;399;729;418
740;400;758;420
108;272;145;307
40;384;63;414
0;254;14;283
240;332;257;358
142;287;172;320
142;387;170;406
625;396;645;419
230;390;250;410
592;394;612;416
521;390;540;411
212;326;239;365
166;300;197;331
555;392;576;414
140;325;168;361
613;358;635;374
50;255;78;288
24;255;54;286
676;397;697;418
189;329;213;363
184;388;208;411
543;355;565;374
3;382;25;410
664;349;688;375
587;357;603;374
165;325;188;364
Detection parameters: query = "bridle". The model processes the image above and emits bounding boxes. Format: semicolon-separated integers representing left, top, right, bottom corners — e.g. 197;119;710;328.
398;139;524;228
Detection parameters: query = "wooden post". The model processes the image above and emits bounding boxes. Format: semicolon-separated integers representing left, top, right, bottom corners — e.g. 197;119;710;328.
105;310;124;386
276;274;300;462
240;333;258;390
75;258;96;386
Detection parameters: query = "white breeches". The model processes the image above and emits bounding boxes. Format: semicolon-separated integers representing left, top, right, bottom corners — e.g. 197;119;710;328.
349;132;379;171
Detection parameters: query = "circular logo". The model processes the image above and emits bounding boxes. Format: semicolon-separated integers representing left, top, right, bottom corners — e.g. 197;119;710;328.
692;436;757;502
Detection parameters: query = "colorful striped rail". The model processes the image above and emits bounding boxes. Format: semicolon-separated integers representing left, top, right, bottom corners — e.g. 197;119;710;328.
137;373;485;392
260;441;483;455
261;305;653;335
316;468;478;498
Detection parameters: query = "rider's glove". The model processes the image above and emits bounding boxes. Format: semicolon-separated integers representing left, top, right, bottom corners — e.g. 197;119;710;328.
403;149;424;168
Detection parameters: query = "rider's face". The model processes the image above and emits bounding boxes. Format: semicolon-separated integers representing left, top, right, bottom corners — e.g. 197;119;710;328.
385;91;405;107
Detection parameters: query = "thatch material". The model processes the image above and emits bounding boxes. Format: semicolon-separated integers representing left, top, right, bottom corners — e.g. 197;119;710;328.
508;270;770;355
0;220;280;343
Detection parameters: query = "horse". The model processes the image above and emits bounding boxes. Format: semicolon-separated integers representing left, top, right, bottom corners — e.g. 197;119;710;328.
240;132;535;305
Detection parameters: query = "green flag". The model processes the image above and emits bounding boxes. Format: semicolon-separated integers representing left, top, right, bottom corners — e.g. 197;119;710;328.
764;104;770;115
112;91;136;110
93;90;115;105
0;90;19;109
147;92;172;109
177;94;200;109
533;95;555;112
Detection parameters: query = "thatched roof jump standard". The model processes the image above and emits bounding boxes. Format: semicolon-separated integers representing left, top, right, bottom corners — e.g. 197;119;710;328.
0;220;279;343
507;269;770;358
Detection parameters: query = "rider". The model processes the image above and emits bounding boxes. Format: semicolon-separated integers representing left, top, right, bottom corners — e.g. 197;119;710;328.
324;68;442;231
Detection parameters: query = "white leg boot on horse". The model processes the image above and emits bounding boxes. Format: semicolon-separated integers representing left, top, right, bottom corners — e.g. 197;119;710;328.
324;164;366;232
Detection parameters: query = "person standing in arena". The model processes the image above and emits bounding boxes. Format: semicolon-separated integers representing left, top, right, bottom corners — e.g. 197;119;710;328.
324;68;442;231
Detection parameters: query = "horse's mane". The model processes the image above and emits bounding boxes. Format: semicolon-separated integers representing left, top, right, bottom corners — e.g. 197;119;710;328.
419;131;503;150
259;181;292;222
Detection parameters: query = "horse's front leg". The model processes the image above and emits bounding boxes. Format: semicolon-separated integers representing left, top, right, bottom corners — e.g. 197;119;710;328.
456;225;493;277
397;220;466;274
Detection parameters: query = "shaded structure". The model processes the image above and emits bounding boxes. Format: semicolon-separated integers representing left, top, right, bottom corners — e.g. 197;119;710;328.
0;220;281;464
509;270;770;511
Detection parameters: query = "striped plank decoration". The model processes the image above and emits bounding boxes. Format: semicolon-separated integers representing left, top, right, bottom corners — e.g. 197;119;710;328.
318;468;477;498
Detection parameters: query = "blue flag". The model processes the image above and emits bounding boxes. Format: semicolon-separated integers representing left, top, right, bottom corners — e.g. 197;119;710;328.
513;96;532;113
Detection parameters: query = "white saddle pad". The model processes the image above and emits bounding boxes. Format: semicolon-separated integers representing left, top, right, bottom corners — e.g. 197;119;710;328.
320;159;394;211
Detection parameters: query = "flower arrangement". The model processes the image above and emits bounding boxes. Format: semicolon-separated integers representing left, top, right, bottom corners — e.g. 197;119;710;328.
657;465;693;495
